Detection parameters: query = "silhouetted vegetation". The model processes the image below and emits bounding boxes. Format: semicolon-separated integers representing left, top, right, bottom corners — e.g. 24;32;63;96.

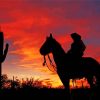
1;74;100;100
0;31;9;89
1;74;53;89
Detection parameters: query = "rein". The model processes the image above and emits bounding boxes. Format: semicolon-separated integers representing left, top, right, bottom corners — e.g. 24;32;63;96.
43;55;57;73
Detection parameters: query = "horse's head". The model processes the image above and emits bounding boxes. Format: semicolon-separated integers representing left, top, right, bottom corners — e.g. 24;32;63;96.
40;34;54;56
40;33;65;72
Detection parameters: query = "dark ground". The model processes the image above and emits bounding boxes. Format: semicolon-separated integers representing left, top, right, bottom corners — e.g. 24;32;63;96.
0;88;100;100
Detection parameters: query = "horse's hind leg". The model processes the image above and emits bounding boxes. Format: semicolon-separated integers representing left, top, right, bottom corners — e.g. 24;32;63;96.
95;67;100;88
87;76;97;100
87;76;94;89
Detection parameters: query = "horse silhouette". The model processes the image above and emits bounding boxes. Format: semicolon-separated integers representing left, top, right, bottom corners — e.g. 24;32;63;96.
40;34;100;98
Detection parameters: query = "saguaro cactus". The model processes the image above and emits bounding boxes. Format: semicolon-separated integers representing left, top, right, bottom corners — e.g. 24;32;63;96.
0;31;9;89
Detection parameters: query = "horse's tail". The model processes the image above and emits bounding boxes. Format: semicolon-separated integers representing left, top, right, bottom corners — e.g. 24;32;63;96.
83;57;100;87
95;63;100;89
98;63;100;81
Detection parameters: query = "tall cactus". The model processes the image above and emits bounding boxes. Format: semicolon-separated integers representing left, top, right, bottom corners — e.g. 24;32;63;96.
0;31;9;89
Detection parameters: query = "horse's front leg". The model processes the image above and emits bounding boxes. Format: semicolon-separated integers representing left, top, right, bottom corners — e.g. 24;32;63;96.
57;71;71;99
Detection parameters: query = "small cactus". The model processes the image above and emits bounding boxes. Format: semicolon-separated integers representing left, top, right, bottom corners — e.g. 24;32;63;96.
0;30;9;89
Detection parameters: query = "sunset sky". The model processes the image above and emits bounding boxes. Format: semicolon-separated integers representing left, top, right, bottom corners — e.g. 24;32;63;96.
0;0;100;87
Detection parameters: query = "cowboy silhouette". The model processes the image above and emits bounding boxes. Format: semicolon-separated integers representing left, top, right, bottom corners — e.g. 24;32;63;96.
67;33;86;61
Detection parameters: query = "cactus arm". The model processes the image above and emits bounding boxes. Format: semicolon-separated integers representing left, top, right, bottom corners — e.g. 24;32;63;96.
1;43;9;62
0;32;4;58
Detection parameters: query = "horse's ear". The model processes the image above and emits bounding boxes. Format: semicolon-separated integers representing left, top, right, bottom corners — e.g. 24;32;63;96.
50;33;53;38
